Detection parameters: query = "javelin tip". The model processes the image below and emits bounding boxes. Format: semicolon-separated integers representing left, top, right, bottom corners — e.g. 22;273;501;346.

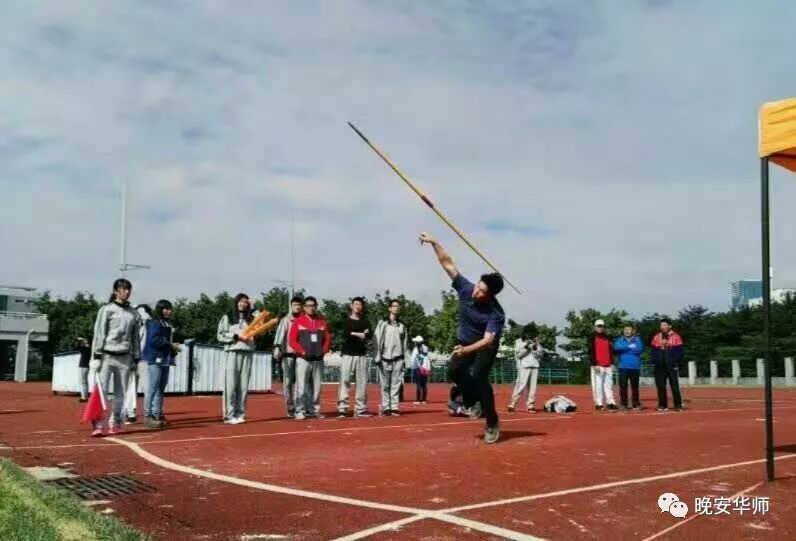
347;121;369;143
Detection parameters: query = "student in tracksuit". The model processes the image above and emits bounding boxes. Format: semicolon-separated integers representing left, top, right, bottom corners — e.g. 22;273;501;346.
508;329;543;413
288;296;331;420
650;318;684;412
613;322;644;410
123;304;152;424
374;299;408;416
338;297;373;418
217;293;257;424
89;278;141;436
587;319;618;411
273;296;304;418
77;337;91;403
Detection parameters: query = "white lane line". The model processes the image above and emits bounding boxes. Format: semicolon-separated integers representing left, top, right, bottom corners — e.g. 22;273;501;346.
124;415;572;446
331;516;426;541
107;438;544;541
641;481;764;541
442;453;796;513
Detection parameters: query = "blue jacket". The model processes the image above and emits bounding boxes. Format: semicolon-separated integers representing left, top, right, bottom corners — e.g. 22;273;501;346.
142;319;176;366
613;336;644;370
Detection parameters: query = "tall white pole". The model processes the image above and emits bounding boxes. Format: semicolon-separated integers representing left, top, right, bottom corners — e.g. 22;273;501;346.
120;179;127;276
289;210;295;311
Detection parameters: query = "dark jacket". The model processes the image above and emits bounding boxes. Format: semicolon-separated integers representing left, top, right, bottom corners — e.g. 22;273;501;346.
142;319;177;366
650;331;684;368
585;332;615;366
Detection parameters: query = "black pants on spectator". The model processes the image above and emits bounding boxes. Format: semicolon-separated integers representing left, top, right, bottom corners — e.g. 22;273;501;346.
447;344;499;428
654;364;682;409
618;368;641;408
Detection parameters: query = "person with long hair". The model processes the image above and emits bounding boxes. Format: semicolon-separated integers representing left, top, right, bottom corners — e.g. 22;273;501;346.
373;299;408;416
217;293;257;424
89;278;141;436
142;299;181;429
409;335;430;404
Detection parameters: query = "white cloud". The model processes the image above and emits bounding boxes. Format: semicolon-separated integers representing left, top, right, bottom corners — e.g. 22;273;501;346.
2;1;796;328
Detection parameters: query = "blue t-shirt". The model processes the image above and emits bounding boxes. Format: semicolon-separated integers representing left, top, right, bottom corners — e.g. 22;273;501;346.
452;274;505;345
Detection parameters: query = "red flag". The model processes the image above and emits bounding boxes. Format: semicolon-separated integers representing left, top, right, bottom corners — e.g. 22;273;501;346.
81;374;106;424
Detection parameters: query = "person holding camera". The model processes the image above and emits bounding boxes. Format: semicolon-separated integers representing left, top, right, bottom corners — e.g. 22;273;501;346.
508;326;543;413
650;318;684;412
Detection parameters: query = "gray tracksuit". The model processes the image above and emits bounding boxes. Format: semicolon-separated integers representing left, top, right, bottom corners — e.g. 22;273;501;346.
374;319;408;412
91;301;141;427
509;338;543;409
217;312;257;420
273;314;301;415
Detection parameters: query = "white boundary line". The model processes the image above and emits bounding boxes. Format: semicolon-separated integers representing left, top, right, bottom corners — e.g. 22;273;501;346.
331;515;427;541
641;480;764;541
7;415;571;450
442;453;796;513
107;437;544;541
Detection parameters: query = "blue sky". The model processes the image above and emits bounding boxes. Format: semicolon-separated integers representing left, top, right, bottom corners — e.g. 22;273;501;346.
2;1;796;326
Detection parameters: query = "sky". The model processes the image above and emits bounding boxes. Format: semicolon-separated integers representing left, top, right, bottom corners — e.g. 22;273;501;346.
2;0;796;327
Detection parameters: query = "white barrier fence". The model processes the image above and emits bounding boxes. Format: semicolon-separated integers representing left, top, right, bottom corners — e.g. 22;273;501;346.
52;344;272;395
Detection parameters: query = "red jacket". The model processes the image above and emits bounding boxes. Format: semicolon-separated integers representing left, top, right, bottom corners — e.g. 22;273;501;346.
288;313;331;359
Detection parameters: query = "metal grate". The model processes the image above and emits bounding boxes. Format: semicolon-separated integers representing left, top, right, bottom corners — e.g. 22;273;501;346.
47;475;156;500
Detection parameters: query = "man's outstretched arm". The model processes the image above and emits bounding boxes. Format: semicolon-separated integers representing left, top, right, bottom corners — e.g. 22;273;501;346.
419;232;458;280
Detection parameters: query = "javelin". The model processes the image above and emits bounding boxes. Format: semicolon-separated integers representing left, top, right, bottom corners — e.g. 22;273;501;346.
347;122;521;295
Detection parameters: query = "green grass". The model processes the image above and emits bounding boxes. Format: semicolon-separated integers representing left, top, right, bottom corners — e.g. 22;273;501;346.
0;458;150;541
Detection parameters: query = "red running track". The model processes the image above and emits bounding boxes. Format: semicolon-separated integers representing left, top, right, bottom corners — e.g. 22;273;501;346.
1;382;795;540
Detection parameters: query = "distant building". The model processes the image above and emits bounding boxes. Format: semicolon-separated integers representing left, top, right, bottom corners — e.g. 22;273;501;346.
0;285;49;381
747;288;796;308
731;280;763;310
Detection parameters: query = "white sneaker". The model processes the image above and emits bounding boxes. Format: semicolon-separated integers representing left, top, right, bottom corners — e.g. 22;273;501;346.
234;416;246;424
295;412;306;420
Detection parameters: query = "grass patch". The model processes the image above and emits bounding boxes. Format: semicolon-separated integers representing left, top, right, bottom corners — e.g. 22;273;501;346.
0;458;149;541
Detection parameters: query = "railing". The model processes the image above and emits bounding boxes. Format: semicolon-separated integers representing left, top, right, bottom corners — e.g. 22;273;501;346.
0;311;47;320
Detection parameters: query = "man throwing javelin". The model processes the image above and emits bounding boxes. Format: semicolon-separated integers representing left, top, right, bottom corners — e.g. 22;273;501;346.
419;232;505;444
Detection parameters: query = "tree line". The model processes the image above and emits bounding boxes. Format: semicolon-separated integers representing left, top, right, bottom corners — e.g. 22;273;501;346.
35;287;795;378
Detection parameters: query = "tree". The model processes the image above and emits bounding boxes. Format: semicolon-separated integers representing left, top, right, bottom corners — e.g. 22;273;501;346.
427;290;459;353
171;292;233;344
34;291;101;353
561;308;628;358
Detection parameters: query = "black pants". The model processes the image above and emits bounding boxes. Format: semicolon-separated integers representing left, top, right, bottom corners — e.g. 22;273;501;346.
618;369;641;408
414;369;428;402
447;344;499;428
654;364;682;409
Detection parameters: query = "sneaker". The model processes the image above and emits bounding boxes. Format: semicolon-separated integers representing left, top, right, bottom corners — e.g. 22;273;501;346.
413;401;420;405
675;407;685;412
633;405;642;411
484;425;500;444
595;405;604;411
619;405;627;411
390;411;401;417
314;413;326;419
295;412;307;420
656;407;668;412
234;416;246;424
526;407;537;413
91;428;104;437
507;405;516;413
108;426;124;435
286;411;295;418
158;415;170;427
468;404;482;420
421;401;427;404
355;412;373;418
379;410;390;417
78;397;88;403
337;411;347;419
144;416;162;429
448;407;459;416
606;404;619;411
125;416;137;425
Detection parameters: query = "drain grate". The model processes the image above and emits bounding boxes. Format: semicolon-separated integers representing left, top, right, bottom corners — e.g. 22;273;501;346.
47;475;156;500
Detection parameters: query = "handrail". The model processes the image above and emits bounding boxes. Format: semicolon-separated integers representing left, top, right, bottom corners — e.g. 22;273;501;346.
0;311;47;320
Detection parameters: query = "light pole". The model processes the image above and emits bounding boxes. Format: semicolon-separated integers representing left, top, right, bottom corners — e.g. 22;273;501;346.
119;179;151;276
